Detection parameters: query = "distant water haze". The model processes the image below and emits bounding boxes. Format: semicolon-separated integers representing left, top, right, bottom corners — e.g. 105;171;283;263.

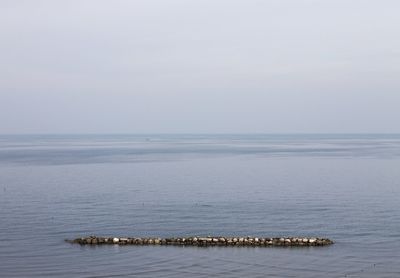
1;0;400;134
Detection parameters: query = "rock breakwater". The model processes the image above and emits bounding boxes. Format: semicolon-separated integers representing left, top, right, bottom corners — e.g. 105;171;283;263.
67;236;333;247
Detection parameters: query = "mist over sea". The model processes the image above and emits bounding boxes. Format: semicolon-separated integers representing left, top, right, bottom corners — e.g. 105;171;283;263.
1;134;400;277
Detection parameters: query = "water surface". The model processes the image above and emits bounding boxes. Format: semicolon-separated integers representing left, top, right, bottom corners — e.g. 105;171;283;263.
1;134;400;277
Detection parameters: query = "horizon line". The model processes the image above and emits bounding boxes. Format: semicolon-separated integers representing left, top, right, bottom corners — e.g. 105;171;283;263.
1;132;400;136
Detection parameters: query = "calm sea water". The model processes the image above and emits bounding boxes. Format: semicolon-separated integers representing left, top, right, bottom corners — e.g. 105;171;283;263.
1;134;400;277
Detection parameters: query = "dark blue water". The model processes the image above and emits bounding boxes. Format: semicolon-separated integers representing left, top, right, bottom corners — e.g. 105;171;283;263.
1;134;400;277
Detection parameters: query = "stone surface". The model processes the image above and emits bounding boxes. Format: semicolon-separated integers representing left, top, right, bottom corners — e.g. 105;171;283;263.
68;236;333;247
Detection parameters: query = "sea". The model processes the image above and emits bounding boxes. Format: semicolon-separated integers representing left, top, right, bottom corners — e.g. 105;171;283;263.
0;134;399;277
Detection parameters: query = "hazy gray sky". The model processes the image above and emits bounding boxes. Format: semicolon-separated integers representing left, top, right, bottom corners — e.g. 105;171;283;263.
1;0;399;133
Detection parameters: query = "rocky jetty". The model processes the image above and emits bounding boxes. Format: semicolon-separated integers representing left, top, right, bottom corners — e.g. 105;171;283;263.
66;236;333;247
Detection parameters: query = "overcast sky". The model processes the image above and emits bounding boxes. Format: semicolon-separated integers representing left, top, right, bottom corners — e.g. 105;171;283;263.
0;0;399;134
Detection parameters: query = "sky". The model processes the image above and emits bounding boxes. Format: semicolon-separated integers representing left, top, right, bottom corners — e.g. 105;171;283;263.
0;0;399;134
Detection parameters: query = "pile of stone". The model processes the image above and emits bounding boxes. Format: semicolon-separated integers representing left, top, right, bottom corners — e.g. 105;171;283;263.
67;236;333;247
